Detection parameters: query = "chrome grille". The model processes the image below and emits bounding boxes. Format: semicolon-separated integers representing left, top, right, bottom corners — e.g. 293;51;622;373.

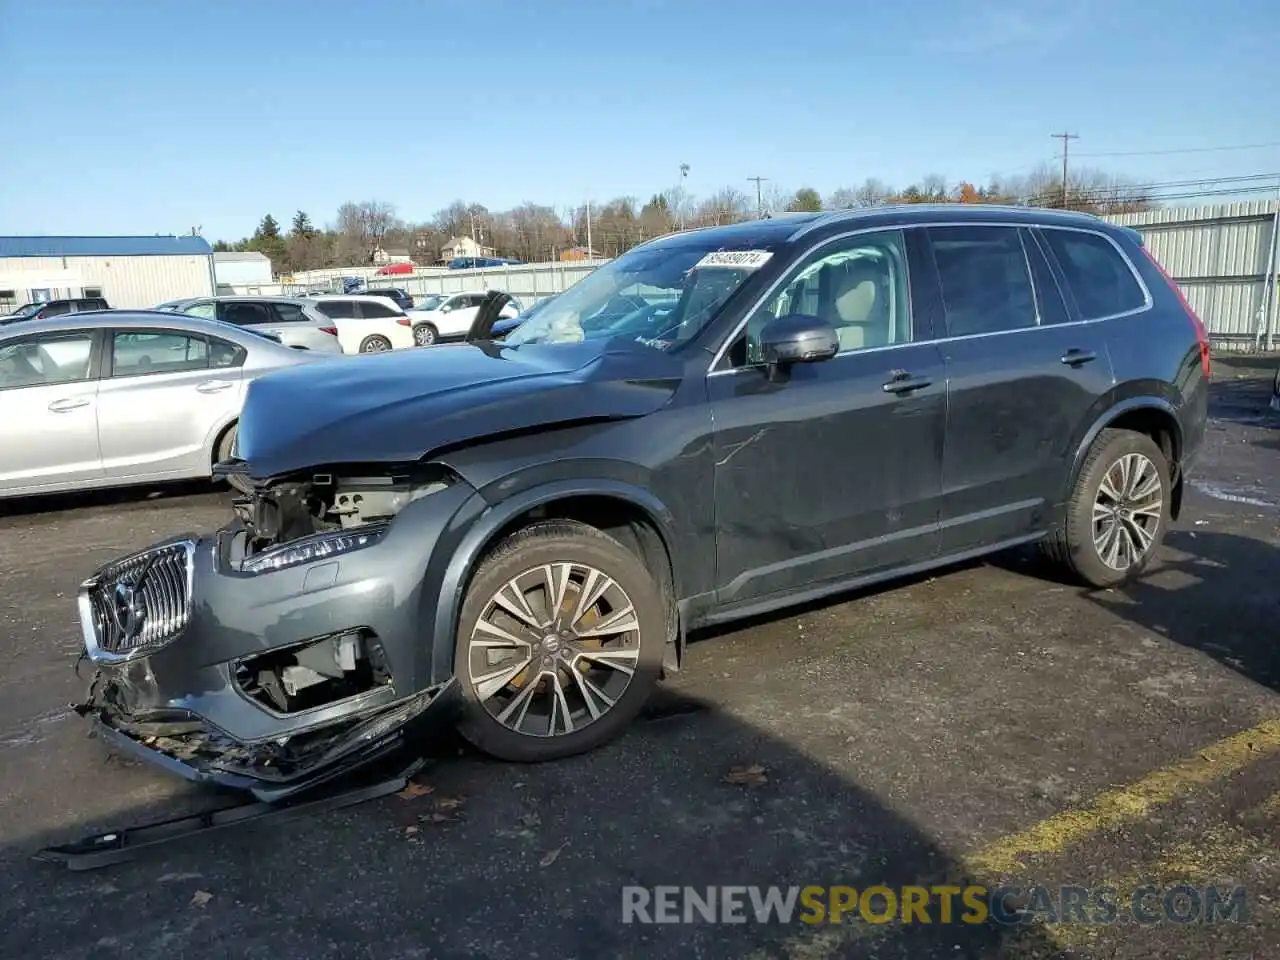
79;541;195;661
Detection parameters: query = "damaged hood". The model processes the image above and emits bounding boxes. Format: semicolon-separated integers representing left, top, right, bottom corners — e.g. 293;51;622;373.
234;338;684;479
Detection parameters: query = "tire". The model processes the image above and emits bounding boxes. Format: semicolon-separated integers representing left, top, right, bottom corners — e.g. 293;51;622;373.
454;519;666;762
413;323;438;346
215;423;251;494
1042;428;1170;588
359;335;393;353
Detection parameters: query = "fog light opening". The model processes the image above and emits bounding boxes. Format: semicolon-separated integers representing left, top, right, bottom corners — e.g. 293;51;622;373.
235;630;391;714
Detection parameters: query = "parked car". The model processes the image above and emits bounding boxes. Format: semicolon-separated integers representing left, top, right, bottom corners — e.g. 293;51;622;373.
409;290;521;345
363;287;415;312
71;205;1210;801
447;256;519;270
0;310;323;499
304;294;416;353
0;297;110;324
157;296;343;354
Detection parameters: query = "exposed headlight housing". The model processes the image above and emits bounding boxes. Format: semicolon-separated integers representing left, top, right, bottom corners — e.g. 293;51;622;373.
241;524;388;575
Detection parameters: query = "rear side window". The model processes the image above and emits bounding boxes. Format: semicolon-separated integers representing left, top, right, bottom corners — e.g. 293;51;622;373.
357;301;400;319
111;331;209;377
315;300;356;319
926;226;1037;337
42;301;73;317
218;301;275;326
1040;229;1148;320
270;303;307;323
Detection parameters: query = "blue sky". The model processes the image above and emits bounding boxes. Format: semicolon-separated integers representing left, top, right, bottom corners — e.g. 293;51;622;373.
1;0;1276;242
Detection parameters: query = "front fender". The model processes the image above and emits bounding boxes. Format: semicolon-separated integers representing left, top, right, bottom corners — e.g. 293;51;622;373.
425;478;680;684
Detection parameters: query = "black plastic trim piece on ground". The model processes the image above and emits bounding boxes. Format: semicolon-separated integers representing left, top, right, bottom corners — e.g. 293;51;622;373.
32;757;425;872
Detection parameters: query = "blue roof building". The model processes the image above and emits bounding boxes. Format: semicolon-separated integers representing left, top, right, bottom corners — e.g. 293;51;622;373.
0;235;216;310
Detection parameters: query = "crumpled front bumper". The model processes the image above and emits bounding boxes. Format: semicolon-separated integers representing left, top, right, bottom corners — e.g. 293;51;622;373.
73;482;482;802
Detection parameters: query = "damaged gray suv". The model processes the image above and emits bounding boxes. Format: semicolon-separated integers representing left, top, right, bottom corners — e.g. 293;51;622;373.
75;205;1210;801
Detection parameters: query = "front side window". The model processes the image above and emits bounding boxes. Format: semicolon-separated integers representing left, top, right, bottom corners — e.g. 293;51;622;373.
740;230;911;364
111;331;210;377
927;226;1037;337
0;331;95;389
1041;229;1147;320
503;239;775;352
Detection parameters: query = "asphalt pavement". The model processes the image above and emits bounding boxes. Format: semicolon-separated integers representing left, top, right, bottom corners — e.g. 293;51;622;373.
2;359;1279;959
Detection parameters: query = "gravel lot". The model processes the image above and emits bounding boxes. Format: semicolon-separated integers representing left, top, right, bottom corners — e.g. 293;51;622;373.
2;359;1279;960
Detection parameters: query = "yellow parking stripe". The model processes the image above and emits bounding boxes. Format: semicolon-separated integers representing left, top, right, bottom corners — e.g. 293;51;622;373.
965;717;1280;876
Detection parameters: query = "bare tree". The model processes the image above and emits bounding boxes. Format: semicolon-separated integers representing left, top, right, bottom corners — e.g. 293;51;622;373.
695;187;751;226
853;178;892;208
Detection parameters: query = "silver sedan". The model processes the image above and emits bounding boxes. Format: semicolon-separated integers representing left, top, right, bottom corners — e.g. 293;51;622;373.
0;311;327;499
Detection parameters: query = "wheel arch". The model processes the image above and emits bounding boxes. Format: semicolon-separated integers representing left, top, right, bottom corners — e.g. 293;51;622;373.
1065;396;1184;521
429;479;684;683
208;416;239;471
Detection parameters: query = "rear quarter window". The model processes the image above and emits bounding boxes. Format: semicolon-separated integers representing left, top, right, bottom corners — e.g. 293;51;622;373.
1041;229;1148;320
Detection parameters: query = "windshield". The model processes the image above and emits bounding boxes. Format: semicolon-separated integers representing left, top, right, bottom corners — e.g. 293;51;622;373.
502;242;773;351
11;302;46;317
419;295;446;310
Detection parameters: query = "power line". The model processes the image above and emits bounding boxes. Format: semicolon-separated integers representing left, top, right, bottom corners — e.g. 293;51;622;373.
1073;140;1280;159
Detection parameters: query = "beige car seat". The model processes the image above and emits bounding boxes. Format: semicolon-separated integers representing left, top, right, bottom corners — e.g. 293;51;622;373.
831;260;888;351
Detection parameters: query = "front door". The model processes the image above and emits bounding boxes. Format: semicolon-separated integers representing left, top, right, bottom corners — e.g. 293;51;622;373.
0;328;103;493
920;224;1117;552
707;228;946;609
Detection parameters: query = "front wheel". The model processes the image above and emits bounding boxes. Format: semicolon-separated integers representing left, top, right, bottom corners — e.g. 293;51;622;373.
454;520;665;762
1044;428;1170;588
359;334;392;353
413;323;438;346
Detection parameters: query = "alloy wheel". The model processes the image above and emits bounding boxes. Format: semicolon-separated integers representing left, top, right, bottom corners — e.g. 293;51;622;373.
361;337;391;353
466;562;641;737
414;325;436;346
1092;452;1163;571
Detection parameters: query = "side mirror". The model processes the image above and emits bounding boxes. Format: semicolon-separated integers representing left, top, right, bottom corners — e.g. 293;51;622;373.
440;303;453;313
758;314;839;377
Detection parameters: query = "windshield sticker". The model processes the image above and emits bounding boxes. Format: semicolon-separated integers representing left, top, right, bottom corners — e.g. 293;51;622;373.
693;250;773;270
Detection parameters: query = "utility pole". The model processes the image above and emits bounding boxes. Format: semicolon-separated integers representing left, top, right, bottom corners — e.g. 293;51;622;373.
585;197;592;259
1051;132;1079;208
747;176;768;218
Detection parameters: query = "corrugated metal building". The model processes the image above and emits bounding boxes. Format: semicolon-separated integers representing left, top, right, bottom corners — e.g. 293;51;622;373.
1105;200;1280;350
0;236;215;312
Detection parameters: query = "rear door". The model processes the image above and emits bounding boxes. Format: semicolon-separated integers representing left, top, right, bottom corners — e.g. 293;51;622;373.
0;328;103;492
95;327;247;480
314;299;362;353
921;224;1116;554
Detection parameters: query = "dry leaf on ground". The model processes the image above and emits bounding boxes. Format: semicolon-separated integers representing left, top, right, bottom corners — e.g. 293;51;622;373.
190;890;213;908
723;763;769;787
397;780;434;800
539;842;569;867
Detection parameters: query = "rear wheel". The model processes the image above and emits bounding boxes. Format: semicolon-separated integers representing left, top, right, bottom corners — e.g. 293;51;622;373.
413;323;438;346
1043;428;1170;587
215;423;250;494
359;334;392;353
454;520;665;762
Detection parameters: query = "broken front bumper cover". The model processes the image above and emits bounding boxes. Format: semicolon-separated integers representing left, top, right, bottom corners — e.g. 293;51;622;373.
79;680;455;803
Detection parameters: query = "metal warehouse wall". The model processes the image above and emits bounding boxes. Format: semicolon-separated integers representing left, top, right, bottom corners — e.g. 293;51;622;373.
1105;200;1280;350
0;254;214;308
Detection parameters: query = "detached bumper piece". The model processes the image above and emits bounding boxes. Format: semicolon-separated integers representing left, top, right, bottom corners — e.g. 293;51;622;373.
79;681;450;803
34;756;425;872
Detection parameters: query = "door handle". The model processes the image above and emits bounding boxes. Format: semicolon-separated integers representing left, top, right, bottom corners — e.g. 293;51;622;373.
882;371;933;394
1061;349;1098;367
196;379;234;393
48;397;91;413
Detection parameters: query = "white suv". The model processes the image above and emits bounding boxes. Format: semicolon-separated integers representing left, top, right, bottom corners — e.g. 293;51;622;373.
304;295;416;353
410;292;521;345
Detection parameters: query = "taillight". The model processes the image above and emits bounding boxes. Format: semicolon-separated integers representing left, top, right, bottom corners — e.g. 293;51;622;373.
319;326;338;336
1141;246;1210;381
396;317;411;326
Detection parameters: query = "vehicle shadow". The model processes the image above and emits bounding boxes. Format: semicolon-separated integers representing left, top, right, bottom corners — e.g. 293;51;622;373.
0;480;230;520
1000;530;1280;693
1209;356;1280;427
0;693;1068;960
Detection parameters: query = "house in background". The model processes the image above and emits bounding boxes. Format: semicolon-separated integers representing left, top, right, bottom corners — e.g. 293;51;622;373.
372;245;413;265
439;235;496;263
559;246;603;261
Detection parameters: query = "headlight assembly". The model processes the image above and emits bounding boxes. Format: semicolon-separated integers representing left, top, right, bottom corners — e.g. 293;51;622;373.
240;524;389;575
